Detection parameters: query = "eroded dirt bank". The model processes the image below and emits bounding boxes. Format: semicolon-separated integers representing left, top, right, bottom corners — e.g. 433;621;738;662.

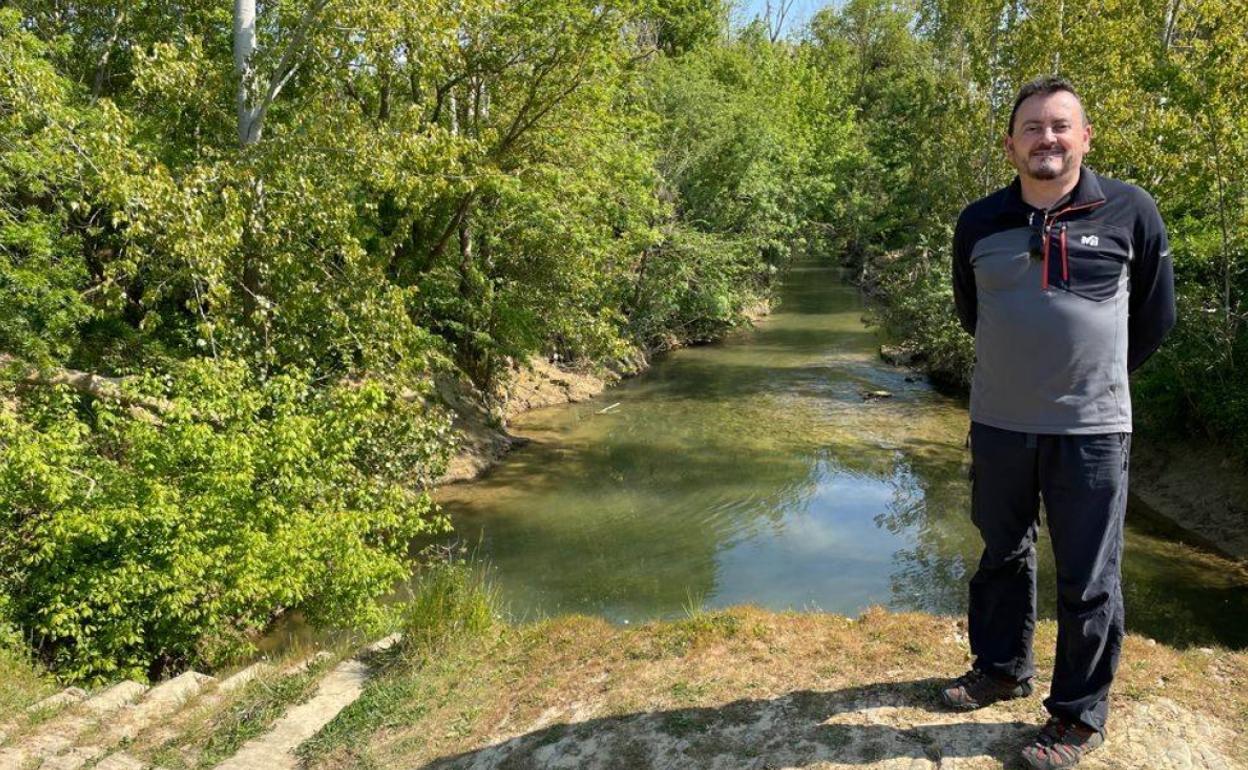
433;353;644;485
1129;436;1248;562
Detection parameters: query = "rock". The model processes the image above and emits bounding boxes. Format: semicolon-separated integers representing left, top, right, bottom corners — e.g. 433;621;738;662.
364;633;402;654
217;662;273;694
94;752;147;770
214;659;374;770
880;345;921;367
105;671;215;742
861;390;893;400
38;746;103;770
26;687;89;713
84;680;149;716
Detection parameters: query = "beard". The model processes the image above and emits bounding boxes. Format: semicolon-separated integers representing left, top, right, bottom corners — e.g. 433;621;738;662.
1022;149;1072;180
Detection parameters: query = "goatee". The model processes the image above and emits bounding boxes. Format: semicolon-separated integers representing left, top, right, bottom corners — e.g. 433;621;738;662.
1024;154;1067;181
1026;166;1062;180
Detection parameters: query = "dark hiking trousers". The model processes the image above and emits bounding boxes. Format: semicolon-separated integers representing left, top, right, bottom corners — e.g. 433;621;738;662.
967;421;1130;734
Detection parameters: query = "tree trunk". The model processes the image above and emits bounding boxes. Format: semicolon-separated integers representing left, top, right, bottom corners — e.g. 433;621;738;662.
234;0;262;147
91;8;127;100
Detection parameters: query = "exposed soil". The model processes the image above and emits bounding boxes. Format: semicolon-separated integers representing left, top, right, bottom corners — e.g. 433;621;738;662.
302;608;1248;770
1129;436;1248;562
433;352;646;485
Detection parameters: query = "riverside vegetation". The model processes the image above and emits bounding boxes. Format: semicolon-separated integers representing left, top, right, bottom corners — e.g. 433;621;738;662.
1;0;1246;717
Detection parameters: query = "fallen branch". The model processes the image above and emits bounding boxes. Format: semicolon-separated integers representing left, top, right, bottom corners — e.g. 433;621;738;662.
0;353;176;419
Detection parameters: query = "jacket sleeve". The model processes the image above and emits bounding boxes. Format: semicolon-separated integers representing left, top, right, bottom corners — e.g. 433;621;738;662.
951;212;977;337
1127;192;1177;372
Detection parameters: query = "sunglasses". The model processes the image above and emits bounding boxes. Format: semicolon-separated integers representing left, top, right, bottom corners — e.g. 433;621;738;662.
1028;215;1049;260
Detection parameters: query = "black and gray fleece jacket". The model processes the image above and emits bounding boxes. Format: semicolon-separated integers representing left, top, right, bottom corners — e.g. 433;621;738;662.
952;167;1176;435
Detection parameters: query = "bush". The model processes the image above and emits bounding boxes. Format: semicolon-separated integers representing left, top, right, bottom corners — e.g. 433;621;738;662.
0;358;453;683
866;246;974;389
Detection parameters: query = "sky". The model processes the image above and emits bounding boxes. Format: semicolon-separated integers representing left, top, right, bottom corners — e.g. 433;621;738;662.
731;0;838;39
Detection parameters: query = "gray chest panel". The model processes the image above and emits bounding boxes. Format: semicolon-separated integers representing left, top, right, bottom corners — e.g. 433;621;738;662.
968;226;1131;434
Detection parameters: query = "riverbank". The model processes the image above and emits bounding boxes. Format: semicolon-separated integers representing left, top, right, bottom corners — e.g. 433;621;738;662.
436;298;773;485
9;607;1242;768
297;607;1247;769
1129;437;1248;562
862;264;1248;565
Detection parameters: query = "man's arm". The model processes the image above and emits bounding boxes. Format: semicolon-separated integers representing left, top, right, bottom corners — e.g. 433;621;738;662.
951;213;977;336
1127;192;1176;372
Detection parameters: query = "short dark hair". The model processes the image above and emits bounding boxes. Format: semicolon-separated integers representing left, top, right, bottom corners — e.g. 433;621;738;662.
1008;75;1087;135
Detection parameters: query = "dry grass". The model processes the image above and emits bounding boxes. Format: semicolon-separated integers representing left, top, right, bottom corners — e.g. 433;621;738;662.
116;644;347;769
300;607;1248;769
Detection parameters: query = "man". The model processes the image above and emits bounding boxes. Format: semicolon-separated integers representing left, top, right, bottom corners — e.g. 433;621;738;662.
940;76;1176;769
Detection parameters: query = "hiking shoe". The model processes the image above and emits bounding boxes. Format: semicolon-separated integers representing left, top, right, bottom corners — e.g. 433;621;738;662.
938;668;1033;710
1020;716;1105;769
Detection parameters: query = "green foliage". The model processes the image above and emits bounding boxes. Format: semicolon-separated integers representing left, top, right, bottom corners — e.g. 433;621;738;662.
0;617;56;715
806;0;1248;449
0;360;453;682
647;0;728;56
627;23;841;349
868;247;975;388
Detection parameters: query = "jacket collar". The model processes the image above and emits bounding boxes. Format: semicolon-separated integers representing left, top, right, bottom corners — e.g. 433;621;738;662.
1000;166;1106;217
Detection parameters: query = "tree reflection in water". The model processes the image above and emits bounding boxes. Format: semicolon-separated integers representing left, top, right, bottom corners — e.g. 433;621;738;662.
431;263;1248;649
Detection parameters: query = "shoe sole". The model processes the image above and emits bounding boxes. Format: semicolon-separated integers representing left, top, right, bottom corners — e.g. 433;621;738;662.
1020;730;1104;769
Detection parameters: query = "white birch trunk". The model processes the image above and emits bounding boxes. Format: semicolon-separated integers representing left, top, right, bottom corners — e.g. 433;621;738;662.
234;0;262;146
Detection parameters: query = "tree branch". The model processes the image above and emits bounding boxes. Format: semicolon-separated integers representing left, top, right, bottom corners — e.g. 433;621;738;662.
1;354;176;418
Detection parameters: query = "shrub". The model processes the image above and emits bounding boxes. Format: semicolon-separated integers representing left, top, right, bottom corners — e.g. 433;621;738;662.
0;357;453;683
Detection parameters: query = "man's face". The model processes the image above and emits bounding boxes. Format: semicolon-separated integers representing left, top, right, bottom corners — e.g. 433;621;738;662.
1004;90;1091;182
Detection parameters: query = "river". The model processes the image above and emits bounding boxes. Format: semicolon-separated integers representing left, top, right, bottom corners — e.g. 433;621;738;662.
431;263;1248;649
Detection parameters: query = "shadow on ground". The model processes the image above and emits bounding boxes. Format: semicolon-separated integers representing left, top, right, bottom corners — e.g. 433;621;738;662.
422;678;1037;769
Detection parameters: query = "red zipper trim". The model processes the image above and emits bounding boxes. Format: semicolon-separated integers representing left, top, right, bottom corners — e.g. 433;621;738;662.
1040;198;1103;291
1060;225;1069;282
1050;198;1106;221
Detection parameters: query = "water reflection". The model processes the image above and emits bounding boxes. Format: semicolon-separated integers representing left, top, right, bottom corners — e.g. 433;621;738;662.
432;265;1248;648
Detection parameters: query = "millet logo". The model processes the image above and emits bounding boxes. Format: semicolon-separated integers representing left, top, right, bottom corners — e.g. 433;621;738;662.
1080;235;1099;247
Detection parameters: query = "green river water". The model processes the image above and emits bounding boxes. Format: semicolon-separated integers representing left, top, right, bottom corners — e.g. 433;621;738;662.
431;263;1248;649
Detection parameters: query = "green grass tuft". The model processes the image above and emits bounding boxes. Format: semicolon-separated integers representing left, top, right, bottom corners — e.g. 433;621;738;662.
399;557;500;662
0;623;57;718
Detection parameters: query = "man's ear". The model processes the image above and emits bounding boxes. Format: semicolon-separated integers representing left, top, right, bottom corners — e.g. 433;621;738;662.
1003;131;1015;159
1084;122;1094;151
